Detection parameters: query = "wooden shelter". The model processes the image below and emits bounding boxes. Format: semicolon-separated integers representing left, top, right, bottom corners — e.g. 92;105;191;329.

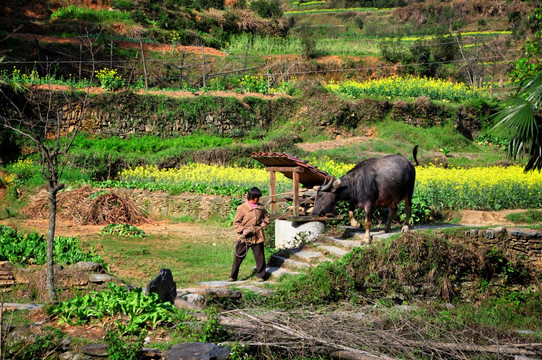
251;152;338;220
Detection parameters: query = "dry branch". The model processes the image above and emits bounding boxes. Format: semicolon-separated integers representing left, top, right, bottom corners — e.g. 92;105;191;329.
211;309;542;360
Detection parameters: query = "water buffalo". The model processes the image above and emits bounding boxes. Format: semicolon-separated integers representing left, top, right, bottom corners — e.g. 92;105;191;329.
313;146;418;243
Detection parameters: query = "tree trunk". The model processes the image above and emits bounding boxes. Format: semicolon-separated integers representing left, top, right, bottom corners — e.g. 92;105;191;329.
47;185;58;303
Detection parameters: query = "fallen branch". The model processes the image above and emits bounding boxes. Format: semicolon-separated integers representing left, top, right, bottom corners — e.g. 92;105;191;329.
239;311;399;360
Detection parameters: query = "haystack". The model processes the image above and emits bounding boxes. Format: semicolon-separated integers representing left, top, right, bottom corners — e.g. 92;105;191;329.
21;186;149;225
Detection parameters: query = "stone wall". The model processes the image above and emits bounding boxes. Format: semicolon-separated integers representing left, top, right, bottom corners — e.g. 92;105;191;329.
115;188;234;221
58;91;296;138
464;227;542;268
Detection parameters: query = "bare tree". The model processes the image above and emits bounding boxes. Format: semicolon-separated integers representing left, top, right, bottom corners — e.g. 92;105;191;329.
0;41;96;302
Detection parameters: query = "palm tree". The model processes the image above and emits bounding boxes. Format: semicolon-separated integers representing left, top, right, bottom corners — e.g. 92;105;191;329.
493;73;542;172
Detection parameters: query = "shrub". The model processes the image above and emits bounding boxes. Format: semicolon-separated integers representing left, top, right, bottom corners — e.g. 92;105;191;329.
299;24;318;58
354;13;364;30
271;231;538;307
96;68;125;91
379;37;410;64
111;0;133;11
249;0;283;18
240;75;268;93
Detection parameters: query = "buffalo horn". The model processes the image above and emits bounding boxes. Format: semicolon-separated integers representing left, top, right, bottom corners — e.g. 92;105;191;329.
319;177;334;192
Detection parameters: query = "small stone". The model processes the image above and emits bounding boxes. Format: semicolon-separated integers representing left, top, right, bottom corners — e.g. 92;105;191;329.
181;293;205;306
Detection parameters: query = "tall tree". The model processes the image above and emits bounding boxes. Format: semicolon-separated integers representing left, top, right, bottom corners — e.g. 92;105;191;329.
493;6;542;172
0;47;95;301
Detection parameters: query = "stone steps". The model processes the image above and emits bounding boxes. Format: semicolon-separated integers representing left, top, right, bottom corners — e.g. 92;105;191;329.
0;264;15;292
178;224;464;303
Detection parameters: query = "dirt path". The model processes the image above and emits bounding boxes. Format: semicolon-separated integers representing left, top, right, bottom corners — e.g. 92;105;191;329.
32;84;289;100
12;33;226;56
457;209;525;227
0;209;525;238
0;218;230;238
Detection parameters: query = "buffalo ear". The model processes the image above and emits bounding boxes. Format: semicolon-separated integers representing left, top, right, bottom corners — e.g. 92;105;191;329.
331;179;341;192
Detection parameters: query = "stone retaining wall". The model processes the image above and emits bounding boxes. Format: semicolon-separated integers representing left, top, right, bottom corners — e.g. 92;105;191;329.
115;188;234;221
464;227;542;267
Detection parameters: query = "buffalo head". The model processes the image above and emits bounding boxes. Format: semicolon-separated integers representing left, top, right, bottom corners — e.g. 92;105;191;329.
312;177;341;216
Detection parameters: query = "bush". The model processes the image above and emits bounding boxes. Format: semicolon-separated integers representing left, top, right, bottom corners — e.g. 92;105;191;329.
379;38;410;64
299;24;318;58
111;0;133;11
249;0;283;18
271;231;539;307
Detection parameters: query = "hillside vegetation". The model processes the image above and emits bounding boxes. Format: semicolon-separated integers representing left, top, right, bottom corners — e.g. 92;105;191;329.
1;1;542;359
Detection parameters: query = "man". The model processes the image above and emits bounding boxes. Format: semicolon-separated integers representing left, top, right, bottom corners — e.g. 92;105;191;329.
228;187;271;282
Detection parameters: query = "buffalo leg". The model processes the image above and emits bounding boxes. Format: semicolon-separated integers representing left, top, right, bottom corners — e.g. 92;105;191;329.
402;197;413;232
385;206;398;233
363;205;373;243
348;208;360;228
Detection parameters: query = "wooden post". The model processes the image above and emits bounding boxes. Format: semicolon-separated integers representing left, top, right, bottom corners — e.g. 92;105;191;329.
292;171;299;217
266;166;303;217
202;44;206;88
270;171;277;215
139;38;148;89
79;39;83;80
266;62;270;93
179;47;185;88
110;38;113;69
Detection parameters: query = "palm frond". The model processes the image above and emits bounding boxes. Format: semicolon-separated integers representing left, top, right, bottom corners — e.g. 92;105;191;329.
523;73;542;109
493;97;537;139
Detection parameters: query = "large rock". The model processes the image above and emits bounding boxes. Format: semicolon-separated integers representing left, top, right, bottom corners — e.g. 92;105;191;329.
166;343;230;360
145;268;177;304
71;261;104;273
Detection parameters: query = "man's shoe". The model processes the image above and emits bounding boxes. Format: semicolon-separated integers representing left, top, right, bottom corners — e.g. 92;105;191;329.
255;277;265;282
226;277;237;282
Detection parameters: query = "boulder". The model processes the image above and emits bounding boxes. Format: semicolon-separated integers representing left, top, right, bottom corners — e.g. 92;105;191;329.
88;273;117;283
81;343;108;357
166;343;230;360
71;261;104;273
145;268;177;304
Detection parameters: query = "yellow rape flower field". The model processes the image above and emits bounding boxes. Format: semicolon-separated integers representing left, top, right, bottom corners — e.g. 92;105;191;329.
120;162;542;211
119;163;291;195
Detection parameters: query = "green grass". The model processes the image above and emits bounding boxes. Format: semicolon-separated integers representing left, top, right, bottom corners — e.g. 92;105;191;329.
284;7;391;16
51;5;133;23
225;33;381;56
307;118;507;167
506;210;542;224
68;133;235;153
85;226;273;287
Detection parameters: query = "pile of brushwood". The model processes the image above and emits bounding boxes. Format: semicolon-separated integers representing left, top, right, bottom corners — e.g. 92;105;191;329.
21;185;148;224
213;230;542;359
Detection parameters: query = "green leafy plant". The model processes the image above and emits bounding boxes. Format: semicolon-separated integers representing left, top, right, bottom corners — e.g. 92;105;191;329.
96;68;125;91
5;327;66;360
100;223;147;238
105;328;146;360
51;283;182;330
0;226;106;266
240;75;269;94
228;342;257;360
